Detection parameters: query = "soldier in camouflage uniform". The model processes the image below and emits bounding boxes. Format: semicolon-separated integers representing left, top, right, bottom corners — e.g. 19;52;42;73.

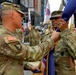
50;11;76;75
29;25;41;46
45;11;63;75
54;19;76;75
0;2;60;75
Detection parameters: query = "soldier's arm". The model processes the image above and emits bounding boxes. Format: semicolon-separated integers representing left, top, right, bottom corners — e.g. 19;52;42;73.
55;19;76;58
60;29;76;58
0;31;59;61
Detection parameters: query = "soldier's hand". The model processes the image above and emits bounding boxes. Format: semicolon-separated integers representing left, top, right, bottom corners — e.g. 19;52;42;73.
51;31;60;42
30;65;39;71
55;19;68;31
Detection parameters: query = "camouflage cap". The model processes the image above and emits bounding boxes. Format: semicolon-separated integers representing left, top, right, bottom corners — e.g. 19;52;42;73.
50;11;62;19
1;2;25;15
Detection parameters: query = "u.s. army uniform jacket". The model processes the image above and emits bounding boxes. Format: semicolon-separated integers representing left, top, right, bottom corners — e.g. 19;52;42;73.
0;26;54;75
54;29;76;75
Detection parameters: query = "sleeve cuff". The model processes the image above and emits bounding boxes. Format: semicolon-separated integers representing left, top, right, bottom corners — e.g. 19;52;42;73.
46;38;54;49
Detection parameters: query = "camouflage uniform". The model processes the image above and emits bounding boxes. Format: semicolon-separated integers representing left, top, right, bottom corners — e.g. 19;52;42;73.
14;29;24;42
29;28;41;46
0;26;54;75
24;27;42;70
50;11;76;75
54;29;76;75
42;11;62;75
14;29;33;69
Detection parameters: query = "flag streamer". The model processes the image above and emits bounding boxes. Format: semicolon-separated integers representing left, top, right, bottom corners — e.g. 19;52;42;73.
43;1;51;24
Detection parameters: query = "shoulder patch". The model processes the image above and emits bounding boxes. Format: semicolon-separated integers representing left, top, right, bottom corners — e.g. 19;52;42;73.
7;36;17;41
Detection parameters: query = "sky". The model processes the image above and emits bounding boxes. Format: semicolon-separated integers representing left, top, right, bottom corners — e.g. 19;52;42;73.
49;0;61;13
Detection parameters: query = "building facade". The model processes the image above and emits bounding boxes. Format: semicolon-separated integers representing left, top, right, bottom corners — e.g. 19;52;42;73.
20;0;42;26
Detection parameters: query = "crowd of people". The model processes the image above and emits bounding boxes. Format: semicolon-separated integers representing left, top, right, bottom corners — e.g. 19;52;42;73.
0;1;76;75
